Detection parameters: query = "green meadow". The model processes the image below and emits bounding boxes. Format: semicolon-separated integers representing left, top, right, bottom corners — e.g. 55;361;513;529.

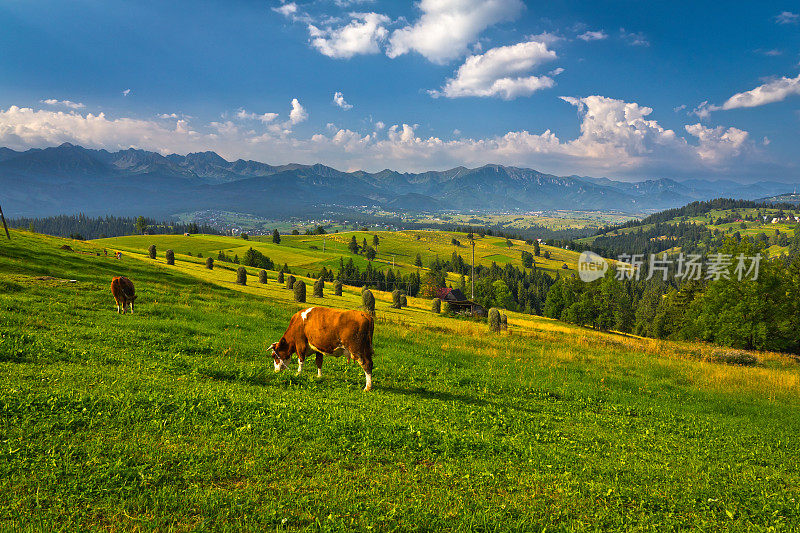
97;230;583;279
2;229;800;531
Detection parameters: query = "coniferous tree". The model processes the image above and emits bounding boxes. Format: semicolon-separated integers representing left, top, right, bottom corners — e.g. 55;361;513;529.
348;236;359;254
135;216;148;235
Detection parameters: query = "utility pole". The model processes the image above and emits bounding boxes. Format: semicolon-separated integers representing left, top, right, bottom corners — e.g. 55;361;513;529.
0;203;9;240
470;238;475;299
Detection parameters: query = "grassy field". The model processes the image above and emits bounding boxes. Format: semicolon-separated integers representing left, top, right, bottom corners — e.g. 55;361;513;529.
97;230;584;280
2;229;800;530
407;211;639;231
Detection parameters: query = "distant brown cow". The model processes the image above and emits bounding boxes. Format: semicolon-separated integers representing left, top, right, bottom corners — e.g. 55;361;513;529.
111;276;137;314
270;307;375;391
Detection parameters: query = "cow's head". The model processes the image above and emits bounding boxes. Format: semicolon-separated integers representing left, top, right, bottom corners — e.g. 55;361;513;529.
269;338;290;372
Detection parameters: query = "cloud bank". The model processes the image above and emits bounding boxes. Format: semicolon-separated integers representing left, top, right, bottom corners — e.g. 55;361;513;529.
0;95;764;178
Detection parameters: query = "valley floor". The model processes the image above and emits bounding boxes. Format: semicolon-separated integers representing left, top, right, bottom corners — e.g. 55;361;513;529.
1;230;799;531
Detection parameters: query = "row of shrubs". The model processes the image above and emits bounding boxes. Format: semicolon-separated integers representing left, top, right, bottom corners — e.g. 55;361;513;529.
151;244;511;332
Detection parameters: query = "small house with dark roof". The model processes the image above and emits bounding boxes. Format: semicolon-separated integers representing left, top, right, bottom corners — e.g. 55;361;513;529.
435;287;486;316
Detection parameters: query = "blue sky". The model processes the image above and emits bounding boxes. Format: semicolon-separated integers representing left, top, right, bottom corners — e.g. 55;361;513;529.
1;0;799;181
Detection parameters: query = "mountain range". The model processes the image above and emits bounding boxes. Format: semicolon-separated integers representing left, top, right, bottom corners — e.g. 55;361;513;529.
0;143;795;218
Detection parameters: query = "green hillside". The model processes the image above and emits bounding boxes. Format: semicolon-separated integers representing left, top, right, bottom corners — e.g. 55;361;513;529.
97;230;584;279
581;205;799;257
2;229;800;530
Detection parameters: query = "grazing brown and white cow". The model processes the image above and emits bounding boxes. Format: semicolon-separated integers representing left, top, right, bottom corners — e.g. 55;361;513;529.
270;307;375;391
111;276;137;314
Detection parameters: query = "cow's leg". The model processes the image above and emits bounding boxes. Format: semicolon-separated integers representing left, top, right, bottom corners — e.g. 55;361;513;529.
295;340;308;375
129;300;134;314
357;356;373;391
315;352;323;377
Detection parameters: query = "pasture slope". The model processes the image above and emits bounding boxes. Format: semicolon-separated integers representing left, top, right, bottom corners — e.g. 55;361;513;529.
1;229;800;531
96;230;584;279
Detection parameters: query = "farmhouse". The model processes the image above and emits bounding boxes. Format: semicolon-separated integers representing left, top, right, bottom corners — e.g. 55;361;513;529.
437;288;486;316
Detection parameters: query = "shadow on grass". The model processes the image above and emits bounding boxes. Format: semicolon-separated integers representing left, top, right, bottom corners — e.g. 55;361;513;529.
198;366;548;415
379;384;544;415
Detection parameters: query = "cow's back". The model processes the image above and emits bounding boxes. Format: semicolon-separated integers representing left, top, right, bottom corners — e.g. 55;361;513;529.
111;276;135;302
296;307;373;355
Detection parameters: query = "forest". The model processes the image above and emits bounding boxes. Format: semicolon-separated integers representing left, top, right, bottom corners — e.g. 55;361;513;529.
545;233;800;354
8;214;220;240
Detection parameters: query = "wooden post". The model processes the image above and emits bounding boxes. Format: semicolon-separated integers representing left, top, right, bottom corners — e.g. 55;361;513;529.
0;204;9;240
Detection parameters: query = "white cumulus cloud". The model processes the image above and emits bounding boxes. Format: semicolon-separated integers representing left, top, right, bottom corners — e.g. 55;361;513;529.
289;98;308;124
308;12;390;59
41;99;85;109
577;30;607;41
0;97;762;179
387;0;524;64
694;73;800;117
433;40;558;99
333;92;353;109
685;123;750;163
273;2;298;18
775;11;799;24
236;109;280;123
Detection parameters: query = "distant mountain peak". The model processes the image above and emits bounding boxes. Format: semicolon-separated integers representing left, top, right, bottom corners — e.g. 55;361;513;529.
1;142;795;218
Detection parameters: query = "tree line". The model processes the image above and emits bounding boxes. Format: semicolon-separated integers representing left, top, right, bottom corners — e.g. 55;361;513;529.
544;231;800;354
9;214;220;240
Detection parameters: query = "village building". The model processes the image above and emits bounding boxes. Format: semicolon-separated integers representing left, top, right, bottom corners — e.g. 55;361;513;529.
436;288;487;317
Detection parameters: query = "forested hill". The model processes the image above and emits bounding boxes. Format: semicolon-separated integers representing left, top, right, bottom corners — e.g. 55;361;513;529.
7;214;220;240
585;198;800;257
555;199;800;354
